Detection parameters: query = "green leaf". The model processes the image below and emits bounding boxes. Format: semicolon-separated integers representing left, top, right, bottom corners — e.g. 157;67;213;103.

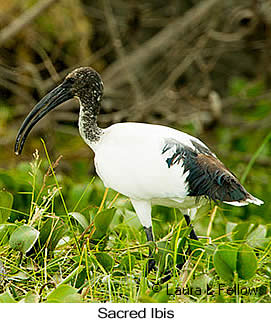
152;287;170;303
9;225;39;253
92;208;116;240
213;244;238;281
39;218;69;252
123;209;142;230
247;225;268;249
69;212;89;230
58;265;84;286
120;254;136;273
46;284;81;303
0;291;16;303
95;252;114;272
236;244;257;280
138;295;156;303
0;190;13;223
21;291;39;303
0;224;17;245
191;274;212;292
231;223;251;241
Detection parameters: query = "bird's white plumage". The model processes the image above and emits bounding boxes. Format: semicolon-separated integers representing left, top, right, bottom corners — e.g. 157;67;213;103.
92;123;199;201
86;122;207;231
87;122;214;230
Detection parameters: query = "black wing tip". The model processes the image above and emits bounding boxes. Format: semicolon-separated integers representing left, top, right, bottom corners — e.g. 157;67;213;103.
161;137;261;206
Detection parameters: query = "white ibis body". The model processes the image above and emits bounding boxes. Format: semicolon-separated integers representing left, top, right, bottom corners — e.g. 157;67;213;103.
15;67;263;270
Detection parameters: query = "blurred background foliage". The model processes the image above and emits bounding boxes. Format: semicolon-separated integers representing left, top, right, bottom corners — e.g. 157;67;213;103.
0;0;270;234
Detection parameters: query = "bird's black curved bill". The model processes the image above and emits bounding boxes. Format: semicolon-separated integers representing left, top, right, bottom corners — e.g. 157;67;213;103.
15;82;73;155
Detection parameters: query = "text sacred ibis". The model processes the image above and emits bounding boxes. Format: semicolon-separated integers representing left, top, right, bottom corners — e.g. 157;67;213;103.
15;67;263;272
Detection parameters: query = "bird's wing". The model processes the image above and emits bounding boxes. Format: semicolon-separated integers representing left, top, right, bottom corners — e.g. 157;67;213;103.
161;138;253;204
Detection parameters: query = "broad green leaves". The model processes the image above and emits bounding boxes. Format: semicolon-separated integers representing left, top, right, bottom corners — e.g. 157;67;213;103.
0;291;16;303
96;252;114;272
213;245;238;281
46;284;81;303
92;208;116;240
213;243;257;281
230;223;251;241
0;285;81;303
119;254;136;273
236;244;258;280
70;212;89;230
227;222;269;248
9;225;39;253
38;218;69;252
22;292;39;303
247;225;268;249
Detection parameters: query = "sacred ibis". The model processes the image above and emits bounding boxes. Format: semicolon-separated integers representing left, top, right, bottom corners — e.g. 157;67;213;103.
15;67;264;272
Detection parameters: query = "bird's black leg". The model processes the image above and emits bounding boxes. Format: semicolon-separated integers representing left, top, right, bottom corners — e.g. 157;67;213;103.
143;226;156;273
184;214;199;240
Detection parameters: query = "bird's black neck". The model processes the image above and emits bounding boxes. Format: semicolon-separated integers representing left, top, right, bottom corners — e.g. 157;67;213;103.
78;96;103;143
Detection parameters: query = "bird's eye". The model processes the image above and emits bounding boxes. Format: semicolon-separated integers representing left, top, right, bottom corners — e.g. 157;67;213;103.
62;77;75;89
66;77;74;84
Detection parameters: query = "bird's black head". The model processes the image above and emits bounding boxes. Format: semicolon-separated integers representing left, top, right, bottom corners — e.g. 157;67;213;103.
14;67;103;155
65;67;103;105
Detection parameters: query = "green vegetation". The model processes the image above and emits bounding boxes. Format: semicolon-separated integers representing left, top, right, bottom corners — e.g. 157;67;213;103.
0;89;270;302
